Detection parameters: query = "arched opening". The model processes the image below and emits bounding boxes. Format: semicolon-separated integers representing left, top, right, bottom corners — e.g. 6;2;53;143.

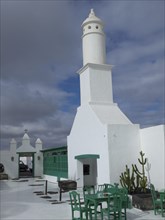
18;153;35;178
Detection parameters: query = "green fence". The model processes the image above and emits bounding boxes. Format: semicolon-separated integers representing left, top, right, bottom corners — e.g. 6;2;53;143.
43;147;68;179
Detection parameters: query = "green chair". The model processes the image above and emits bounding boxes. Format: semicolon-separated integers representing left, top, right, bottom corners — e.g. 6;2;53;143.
150;183;165;217
83;185;102;219
118;187;128;220
97;183;114;193
104;184;115;192
83;185;96;195
106;185;118;195
69;190;92;220
97;184;105;193
160;191;165;217
102;192;122;220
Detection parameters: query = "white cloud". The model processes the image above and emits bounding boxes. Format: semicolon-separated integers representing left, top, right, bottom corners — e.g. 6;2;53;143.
1;1;164;149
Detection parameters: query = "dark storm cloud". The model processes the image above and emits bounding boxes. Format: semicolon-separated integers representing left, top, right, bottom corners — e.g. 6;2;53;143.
1;1;81;149
1;0;81;83
1;1;164;149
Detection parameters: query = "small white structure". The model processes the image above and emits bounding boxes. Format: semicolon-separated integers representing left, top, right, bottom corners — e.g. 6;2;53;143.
67;9;165;190
0;130;43;179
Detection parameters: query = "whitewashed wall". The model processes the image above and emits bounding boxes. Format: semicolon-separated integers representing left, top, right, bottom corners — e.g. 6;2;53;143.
140;125;165;190
108;124;141;185
67;104;110;186
0;150;19;179
67;102;142;187
34;141;43;177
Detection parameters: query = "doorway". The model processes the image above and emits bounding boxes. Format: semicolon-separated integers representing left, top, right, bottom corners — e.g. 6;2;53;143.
19;153;34;178
75;154;100;187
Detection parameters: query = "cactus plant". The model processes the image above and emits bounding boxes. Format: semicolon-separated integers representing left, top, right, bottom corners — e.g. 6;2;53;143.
120;151;148;194
120;165;135;194
132;151;148;192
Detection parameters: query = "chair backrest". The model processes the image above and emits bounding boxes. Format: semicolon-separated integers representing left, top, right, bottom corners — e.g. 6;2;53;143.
118;187;129;208
83;185;95;197
150;183;157;201
69;190;82;211
119;187;128;199
107;193;122;213
104;183;114;192
160;191;165;202
106;185;118;195
97;184;105;192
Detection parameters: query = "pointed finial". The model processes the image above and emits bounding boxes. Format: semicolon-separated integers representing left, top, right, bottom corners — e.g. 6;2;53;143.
24;129;28;133
89;8;95;17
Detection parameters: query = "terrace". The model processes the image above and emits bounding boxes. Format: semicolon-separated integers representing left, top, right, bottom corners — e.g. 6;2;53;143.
0;178;164;220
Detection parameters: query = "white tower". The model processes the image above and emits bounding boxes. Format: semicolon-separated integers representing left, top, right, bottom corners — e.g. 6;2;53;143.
68;10;140;187
82;9;106;65
79;9;114;106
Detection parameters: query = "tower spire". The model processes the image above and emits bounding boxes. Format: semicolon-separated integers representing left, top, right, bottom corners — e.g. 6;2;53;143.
89;8;95;17
82;9;106;66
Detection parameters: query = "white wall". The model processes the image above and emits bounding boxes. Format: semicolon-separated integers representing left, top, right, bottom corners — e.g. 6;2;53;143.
0;150;19;179
107;124;141;184
67;103;142;187
68;104;110;186
34;152;43;177
78;64;113;105
34;142;43;177
140;125;165;190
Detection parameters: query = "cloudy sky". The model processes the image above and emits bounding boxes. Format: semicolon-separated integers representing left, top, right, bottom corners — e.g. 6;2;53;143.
1;0;164;149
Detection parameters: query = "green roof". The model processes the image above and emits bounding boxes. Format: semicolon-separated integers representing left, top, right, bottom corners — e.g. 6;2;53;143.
75;154;100;160
40;146;67;152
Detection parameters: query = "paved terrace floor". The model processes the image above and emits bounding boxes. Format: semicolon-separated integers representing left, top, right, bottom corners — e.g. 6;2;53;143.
0;178;164;220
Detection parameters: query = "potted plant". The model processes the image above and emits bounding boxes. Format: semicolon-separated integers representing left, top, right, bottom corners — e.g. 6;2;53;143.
120;151;153;210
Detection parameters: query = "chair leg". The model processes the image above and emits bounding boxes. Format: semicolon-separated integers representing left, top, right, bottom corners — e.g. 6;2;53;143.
85;210;88;220
80;211;83;220
154;204;156;215
124;208;127;220
161;203;164;217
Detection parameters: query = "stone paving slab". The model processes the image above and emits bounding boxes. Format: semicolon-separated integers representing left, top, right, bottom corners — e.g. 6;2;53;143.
0;179;164;220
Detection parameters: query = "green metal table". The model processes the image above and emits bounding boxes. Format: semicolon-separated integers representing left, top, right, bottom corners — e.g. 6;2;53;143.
85;192;110;220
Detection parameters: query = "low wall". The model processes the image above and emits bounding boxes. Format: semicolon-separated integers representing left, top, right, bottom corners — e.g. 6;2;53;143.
140;125;165;190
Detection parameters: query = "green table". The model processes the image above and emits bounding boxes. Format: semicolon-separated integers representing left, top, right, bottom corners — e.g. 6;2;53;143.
85;192;110;220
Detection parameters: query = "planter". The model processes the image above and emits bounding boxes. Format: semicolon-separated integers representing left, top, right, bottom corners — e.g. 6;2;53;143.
58;180;77;201
132;193;153;210
0;173;8;180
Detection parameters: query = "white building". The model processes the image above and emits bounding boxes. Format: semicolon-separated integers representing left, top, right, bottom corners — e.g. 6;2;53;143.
0;130;43;179
0;9;164;191
67;9;165;190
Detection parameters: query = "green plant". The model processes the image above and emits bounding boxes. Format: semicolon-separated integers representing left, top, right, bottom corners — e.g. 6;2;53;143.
120;165;135;194
132;151;148;193
120;151;148;194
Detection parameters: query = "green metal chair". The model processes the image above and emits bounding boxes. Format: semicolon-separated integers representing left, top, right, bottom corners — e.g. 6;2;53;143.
104;184;115;192
102;192;122;220
118;187;128;220
97;183;114;193
150;183;165;217
106;185;118;195
69;190;92;220
97;184;105;193
160;191;165;217
83;185;102;219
